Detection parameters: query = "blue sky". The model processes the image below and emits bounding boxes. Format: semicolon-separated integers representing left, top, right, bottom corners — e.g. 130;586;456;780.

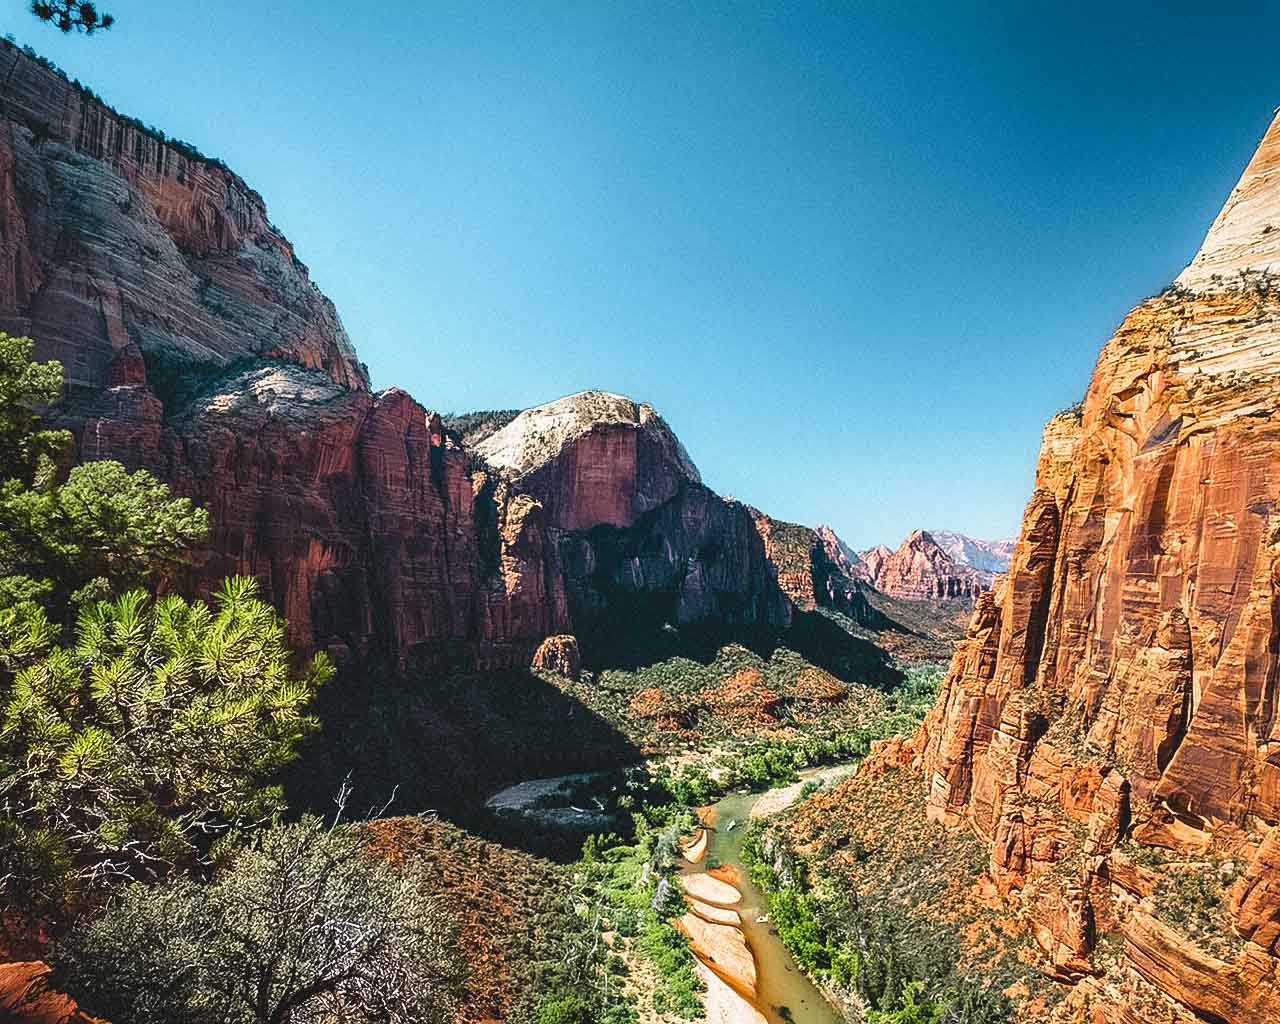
16;2;1280;548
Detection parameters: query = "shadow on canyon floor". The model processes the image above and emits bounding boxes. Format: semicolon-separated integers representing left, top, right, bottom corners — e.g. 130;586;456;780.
284;661;646;857
284;605;955;859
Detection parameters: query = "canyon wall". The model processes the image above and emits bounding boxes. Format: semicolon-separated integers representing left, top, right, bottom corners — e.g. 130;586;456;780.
919;109;1280;1023
0;41;866;668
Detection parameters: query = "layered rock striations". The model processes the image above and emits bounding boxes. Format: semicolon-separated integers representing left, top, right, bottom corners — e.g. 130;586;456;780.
0;40;365;393
475;391;700;531
919;108;1280;1022
815;524;874;584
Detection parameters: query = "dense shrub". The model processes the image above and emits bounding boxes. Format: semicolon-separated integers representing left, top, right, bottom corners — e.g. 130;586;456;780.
740;825;1012;1024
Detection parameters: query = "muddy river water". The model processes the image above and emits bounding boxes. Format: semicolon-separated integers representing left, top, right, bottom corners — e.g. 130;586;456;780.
686;783;842;1024
486;765;851;1023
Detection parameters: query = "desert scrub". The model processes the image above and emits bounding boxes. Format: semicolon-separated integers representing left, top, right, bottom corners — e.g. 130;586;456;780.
1153;864;1245;959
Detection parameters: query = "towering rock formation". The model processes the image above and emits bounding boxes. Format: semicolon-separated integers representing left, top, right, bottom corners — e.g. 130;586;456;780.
858;529;986;602
475;392;700;532
0;42;365;394
474;391;877;637
920;109;1280;1022
815;524;874;584
0;41;877;669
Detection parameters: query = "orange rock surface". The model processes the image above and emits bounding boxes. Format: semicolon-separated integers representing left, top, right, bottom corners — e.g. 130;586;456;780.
681;873;743;907
530;634;581;678
674;911;758;1000
0;962;101;1024
918;109;1280;1022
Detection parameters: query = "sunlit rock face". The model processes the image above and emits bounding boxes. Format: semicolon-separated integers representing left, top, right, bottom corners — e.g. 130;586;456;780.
0;40;366;393
928;530;1015;579
0;43;877;668
919;108;1280;1023
475;390;701;531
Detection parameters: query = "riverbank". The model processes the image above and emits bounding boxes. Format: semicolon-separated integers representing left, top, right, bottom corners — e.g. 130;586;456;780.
677;766;851;1024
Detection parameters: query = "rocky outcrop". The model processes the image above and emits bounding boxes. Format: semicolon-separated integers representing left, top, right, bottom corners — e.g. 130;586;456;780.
859;529;986;602
815;524;873;583
0;962;100;1024
475;391;699;531
918;108;1280;1022
476;393;883;639
71;362;570;664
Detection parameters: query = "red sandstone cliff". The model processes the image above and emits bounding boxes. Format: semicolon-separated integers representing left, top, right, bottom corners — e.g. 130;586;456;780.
0;43;873;668
919;109;1280;1022
0;40;365;393
473;391;876;639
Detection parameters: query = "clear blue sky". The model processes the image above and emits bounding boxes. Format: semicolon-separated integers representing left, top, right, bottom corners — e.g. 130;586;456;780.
15;2;1280;548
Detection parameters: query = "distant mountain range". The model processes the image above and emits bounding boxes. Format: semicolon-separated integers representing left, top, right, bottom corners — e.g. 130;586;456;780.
925;530;1015;577
815;526;1013;604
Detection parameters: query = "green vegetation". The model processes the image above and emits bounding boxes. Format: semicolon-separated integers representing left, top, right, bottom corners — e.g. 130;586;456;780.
0;334;329;912
658;661;944;802
525;808;704;1024
1;579;331;909
31;1;113;34
0;334;208;618
55;817;463;1024
1153;862;1245;959
440;407;522;446
0;337;453;1023
742;826;1012;1023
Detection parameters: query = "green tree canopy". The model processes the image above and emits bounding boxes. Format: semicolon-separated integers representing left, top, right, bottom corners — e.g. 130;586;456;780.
0;333;208;624
57;817;462;1024
0;332;70;485
1;580;333;907
0;334;330;915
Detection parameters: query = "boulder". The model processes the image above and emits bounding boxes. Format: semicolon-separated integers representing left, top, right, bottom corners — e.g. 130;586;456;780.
530;635;581;679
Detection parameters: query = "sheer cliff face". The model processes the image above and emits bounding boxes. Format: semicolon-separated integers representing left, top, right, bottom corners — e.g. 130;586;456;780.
0;40;366;393
0;44;866;667
473;391;870;636
921;110;1280;1023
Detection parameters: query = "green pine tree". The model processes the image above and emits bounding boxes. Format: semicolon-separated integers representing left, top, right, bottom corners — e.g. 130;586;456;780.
0;333;332;914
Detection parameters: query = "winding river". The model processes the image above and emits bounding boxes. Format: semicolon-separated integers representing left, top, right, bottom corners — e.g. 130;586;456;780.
485;765;850;1024
683;779;843;1024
